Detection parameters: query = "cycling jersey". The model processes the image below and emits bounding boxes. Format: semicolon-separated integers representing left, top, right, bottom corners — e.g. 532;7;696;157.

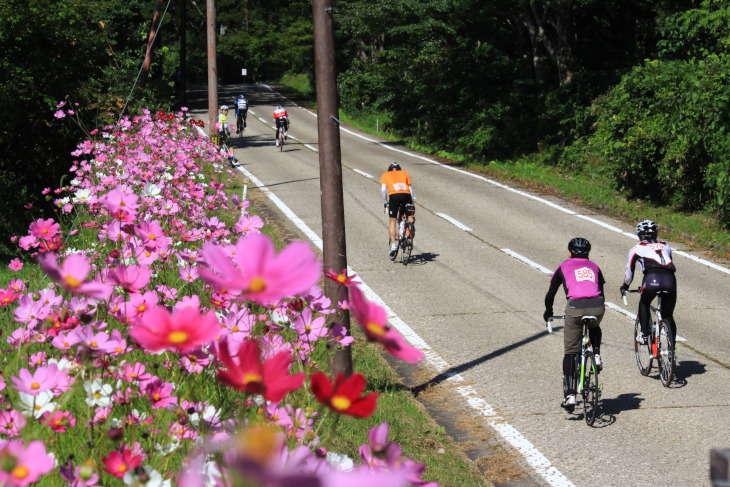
380;170;412;196
273;108;288;120
551;258;604;300
236;97;248;116
218;113;229;134
624;240;675;285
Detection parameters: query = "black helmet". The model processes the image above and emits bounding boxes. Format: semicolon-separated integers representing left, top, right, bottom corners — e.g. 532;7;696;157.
568;237;591;258
636;220;657;240
388;162;401;171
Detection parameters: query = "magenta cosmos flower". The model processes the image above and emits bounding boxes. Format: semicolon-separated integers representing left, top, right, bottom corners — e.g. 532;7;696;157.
199;234;321;305
349;287;424;364
0;439;55;487
37;253;113;300
29;218;60;240
108;264;152;293
129;305;221;353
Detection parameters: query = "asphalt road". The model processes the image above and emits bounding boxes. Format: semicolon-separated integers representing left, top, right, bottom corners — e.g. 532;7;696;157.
191;84;730;487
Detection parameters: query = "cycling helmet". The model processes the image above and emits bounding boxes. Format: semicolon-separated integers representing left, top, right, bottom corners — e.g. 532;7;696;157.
568;237;591;258
276;106;283;110
238;94;244;98
636;219;658;240
220;105;229;111
388;162;401;171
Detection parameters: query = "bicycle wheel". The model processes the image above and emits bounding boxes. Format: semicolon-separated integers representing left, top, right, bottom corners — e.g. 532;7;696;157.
237;116;243;135
279;129;284;152
634;316;653;376
658;320;675;387
582;352;600;426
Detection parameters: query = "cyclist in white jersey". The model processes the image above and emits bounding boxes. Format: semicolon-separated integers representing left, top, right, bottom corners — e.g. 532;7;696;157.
620;220;677;344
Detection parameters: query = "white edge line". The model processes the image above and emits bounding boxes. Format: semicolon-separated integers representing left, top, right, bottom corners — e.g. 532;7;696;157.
353;169;373;179
502;248;553;275
233;160;575;487
436;213;472;232
261;84;730;276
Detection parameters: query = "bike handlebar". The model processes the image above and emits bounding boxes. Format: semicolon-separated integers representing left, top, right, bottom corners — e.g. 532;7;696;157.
545;315;565;334
620;288;641;306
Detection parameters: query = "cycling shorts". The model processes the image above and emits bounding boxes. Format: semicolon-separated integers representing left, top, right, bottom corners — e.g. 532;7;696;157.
388;193;413;219
564;297;604;354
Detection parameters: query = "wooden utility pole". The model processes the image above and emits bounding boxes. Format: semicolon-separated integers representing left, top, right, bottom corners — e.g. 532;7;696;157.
312;0;352;376
142;0;165;82
207;0;218;133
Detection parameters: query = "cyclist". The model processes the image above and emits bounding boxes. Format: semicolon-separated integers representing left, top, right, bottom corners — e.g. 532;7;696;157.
217;105;237;163
620;219;677;345
235;94;248;134
380;162;415;259
543;238;605;410
273;106;289;147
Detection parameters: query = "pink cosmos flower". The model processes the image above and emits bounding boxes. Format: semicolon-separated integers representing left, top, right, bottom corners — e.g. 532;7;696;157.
134;220;166;250
130;305;220;353
143;379;178;409
102;188;139;221
174;294;201;311
123;290;159;323
325;268;359;287
117;362;153;383
349;287;424;364
18;235;39;251
0;288;19;307
10;365;62;396
8;279;25;293
199;234;321;305
293;308;327;342
330;323;354;347
0;440;55;487
37;252;113;300
41;410;76;433
29;218;60;240
216;338;305;403
179;264;199;283
102;449;144;478
0;410;27;437
108;264;152;293
8;258;23;271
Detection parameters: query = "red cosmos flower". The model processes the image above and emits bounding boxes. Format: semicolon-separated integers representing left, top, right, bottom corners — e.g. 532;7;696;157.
216;339;304;403
102;449;143;478
325;268;359;288
310;372;378;418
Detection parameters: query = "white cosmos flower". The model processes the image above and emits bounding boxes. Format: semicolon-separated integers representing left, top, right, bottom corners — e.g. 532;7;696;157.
84;378;114;407
142;183;161;198
325;452;354;472
18;390;56;418
73;188;92;203
123;466;171;487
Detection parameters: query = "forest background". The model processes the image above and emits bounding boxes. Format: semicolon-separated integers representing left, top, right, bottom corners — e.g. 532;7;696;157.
2;0;730;259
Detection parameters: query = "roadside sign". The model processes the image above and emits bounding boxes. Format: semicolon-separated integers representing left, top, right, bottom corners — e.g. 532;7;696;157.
242;68;247;76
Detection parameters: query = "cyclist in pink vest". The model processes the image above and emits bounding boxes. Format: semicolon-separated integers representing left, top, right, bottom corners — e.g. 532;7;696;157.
543;238;605;409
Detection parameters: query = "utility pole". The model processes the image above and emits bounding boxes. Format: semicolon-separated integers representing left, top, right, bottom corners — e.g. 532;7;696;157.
179;0;187;106
312;0;352;376
207;0;218;134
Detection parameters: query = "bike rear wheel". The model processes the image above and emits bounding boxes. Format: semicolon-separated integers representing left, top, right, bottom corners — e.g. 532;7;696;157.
237;117;244;134
658;320;675;387
279;129;284;151
582;352;600;426
634;316;653;376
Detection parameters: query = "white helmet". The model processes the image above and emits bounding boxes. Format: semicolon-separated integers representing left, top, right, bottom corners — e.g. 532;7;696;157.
220;105;228;111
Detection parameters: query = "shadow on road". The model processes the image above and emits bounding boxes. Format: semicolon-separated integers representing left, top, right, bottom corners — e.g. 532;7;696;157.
589;392;644;427
408;252;439;265
411;328;560;397
673;359;706;384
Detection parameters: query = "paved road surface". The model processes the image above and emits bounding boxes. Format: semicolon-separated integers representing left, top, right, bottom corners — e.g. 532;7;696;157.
192;84;730;487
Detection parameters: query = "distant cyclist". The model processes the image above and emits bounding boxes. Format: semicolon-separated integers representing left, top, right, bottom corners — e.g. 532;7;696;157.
273;106;289;147
381;162;415;259
543;238;605;410
217;105;237;163
620;220;677;345
235;94;248;134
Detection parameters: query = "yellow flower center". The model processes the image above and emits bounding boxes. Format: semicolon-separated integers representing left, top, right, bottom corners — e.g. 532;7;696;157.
366;322;386;336
169;331;188;344
31;382;40;390
249;277;266;293
243;372;262;385
94;392;101;399
153;393;161;401
148;234;156;240
12;466;29;479
137;305;146;312
331;395;352;411
64;275;82;289
337;274;347;284
118;465;127;473
90;341;98;348
232;325;239;332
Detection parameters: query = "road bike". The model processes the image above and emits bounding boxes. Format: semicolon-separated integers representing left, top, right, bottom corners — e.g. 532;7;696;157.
275;119;288;151
218;135;237;167
622;288;675;387
547;315;601;426
236;111;247;136
385;203;415;265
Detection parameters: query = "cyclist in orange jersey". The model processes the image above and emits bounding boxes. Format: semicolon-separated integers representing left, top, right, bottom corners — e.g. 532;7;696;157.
381;162;415;259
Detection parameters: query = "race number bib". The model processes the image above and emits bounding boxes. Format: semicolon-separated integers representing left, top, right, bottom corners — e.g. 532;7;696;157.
574;267;595;282
393;182;407;191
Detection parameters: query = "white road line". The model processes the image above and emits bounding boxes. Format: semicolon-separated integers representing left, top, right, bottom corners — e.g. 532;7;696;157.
353;169;373;179
502;248;553;275
234;162;576;487
261;85;730;276
436;213;472;231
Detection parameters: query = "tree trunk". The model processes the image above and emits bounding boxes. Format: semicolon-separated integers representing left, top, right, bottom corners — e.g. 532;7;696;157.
142;0;165;82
